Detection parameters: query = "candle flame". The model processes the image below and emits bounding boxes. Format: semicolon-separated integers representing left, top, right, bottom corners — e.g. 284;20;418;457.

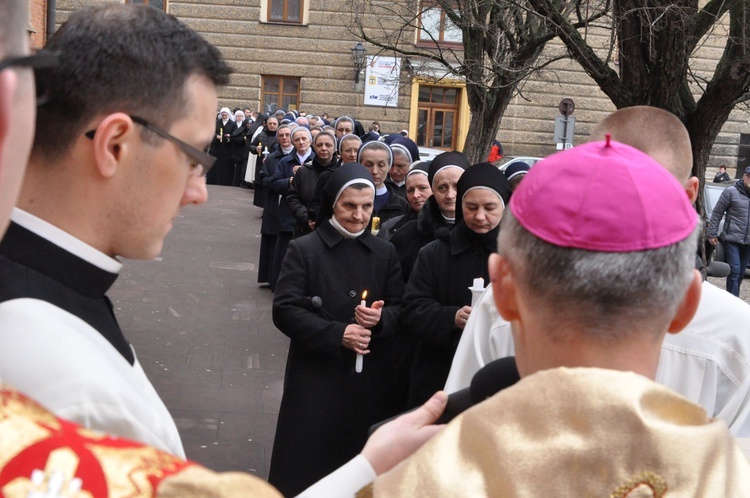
362;290;368;300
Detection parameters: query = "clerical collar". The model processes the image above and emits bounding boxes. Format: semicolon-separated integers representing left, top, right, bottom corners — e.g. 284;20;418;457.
11;208;122;274
395;180;405;187
375;185;388;196
442;213;455;223
281;145;294;155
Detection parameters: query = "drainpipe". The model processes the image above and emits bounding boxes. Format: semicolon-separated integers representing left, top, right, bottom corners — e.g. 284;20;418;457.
46;0;56;43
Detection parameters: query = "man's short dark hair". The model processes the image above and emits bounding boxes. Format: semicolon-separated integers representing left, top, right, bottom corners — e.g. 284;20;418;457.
34;4;232;158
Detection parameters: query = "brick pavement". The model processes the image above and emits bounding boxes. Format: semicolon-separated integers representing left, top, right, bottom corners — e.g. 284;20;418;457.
108;185;285;479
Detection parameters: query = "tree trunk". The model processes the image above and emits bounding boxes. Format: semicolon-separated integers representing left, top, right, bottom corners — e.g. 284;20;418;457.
461;79;514;164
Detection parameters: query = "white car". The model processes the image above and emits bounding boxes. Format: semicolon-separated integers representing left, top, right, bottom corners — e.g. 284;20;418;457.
417;146;446;163
496;156;542;172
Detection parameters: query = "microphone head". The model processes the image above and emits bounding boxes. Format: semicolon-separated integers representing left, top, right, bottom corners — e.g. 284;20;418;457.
311;296;323;308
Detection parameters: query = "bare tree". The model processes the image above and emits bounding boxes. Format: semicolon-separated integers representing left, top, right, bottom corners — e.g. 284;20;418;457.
350;0;606;163
528;0;750;195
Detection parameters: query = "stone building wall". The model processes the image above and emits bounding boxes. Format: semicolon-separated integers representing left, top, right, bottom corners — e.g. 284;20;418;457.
51;0;750;178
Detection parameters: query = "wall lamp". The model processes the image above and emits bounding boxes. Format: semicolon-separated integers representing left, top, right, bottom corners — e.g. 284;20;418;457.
351;42;366;84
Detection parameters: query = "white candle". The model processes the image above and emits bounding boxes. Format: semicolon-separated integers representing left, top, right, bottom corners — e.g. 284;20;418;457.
470;278;485;307
356;291;367;373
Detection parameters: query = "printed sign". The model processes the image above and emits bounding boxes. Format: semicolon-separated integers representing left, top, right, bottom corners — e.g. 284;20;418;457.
364;56;401;107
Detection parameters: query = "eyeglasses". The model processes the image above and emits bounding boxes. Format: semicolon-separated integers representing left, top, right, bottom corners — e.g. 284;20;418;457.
85;115;216;177
0;50;61;105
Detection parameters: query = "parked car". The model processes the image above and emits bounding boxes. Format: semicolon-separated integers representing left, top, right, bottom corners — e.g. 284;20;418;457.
495;156;542;172
417;146;446;163
703;182;750;278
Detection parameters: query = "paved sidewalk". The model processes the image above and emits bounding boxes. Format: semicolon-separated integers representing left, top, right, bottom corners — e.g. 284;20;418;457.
108;185;285;479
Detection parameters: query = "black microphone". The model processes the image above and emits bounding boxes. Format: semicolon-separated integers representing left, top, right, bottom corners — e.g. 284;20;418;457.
368;356;520;435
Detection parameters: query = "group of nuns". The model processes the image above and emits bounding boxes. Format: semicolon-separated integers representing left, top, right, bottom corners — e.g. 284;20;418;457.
267;146;513;496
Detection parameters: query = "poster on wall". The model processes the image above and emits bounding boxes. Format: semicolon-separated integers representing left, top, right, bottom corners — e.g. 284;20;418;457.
364;56;401;107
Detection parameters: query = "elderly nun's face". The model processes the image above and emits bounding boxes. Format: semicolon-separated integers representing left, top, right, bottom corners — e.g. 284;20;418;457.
221;111;229;121
333;186;374;233
390;151;410;184
432;167;463;218
292;129;311;154
462;188;504;234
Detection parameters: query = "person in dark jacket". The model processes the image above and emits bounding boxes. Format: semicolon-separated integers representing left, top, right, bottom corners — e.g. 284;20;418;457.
207;107;236;185
287;131;338;237
708;167;750;296
257;124;293;288
230;110;250;186
307;134;361;225
268;126;314;290
386;136;420;199
713;165;732;183
402;162;512;408
334;115;355;140
358;141;409;226
269;163;404;497
379;161;431;241
390;151;471;282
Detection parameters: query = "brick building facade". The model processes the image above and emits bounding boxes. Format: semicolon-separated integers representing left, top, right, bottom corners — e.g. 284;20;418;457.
27;0;47;49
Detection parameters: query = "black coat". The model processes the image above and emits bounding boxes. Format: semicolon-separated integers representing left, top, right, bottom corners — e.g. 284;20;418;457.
207;119;237;186
287;156;339;237
230;121;249;163
250;129;278;207
268;221;404;497
390;196;453;282
260;148;290;235
402;222;497;407
270;151;313;233
374;183;409;224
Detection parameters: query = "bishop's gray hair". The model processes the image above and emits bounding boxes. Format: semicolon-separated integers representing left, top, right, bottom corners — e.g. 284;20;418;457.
498;210;699;338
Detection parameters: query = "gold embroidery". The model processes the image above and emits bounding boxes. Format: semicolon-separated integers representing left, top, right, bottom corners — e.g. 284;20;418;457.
91;445;186;496
610;471;667;498
2;448;94;498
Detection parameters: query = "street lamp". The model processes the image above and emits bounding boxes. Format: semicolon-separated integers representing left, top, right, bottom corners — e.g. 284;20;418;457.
351;42;366;84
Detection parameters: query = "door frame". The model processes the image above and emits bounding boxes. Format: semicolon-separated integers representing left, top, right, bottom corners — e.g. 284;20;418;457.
408;77;470;152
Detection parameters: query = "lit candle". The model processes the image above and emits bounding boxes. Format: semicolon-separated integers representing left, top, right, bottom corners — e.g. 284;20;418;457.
371;217;381;236
356;290;367;373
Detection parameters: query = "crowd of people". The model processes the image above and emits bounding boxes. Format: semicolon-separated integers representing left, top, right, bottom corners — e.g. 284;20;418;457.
0;1;748;496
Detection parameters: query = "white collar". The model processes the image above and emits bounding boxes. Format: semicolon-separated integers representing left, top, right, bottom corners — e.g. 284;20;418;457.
375;185;388;196
296;149;312;163
11;208;122;274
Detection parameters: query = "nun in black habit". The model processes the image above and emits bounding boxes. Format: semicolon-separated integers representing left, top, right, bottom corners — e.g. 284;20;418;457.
207;107;236;186
401;163;512;408
268;163;404;497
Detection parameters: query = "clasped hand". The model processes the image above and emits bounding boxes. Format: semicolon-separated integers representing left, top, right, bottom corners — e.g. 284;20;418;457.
342;324;371;354
355;300;383;329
